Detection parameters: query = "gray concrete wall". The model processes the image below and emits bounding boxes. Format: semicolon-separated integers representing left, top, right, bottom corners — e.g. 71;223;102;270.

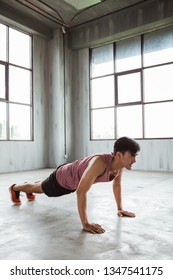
47;29;73;167
0;35;49;173
72;49;90;160
68;0;173;50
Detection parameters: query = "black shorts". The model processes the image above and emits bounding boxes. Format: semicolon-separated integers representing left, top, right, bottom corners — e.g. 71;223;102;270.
41;168;76;197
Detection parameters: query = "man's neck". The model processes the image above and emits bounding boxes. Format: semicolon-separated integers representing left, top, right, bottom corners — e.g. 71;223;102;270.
110;154;123;172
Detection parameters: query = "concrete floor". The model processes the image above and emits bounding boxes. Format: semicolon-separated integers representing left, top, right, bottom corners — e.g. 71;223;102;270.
0;168;173;260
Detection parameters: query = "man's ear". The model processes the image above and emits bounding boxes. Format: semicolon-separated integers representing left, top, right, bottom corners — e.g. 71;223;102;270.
116;151;122;158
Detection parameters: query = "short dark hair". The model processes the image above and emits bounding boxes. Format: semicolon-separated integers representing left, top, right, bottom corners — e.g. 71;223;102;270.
113;136;140;156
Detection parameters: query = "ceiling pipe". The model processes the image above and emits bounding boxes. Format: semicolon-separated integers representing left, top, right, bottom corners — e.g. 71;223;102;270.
70;0;104;23
38;0;65;24
15;0;68;28
68;0;149;29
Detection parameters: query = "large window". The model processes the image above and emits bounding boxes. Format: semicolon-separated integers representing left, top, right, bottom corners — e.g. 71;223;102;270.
0;23;32;140
90;26;173;139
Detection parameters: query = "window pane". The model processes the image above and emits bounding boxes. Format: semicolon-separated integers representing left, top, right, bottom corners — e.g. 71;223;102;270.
144;102;173;138
0;24;7;61
0;102;7;139
91;76;114;108
91;108;114;139
91;44;114;77
117;72;141;104
116;36;141;72
9;66;31;104
9;104;31;140
144;27;173;67
0;64;5;98
117;105;143;138
144;64;173;102
9;28;31;68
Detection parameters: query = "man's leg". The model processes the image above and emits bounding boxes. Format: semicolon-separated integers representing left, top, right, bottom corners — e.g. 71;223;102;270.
9;182;43;204
13;182;43;193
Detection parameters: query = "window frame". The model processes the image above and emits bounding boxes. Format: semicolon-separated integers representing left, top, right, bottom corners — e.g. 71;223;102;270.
89;28;173;140
0;23;33;141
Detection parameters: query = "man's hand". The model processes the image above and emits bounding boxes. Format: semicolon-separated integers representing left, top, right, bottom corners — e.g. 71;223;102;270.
117;210;136;217
83;223;105;234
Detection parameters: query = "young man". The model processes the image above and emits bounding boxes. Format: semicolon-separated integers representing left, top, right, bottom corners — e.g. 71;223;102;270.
9;136;140;234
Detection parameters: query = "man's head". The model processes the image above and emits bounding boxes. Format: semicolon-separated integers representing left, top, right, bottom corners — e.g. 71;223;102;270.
113;137;140;170
114;136;140;156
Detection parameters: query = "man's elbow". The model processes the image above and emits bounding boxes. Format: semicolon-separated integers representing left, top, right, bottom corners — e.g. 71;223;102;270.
76;187;87;197
76;188;82;196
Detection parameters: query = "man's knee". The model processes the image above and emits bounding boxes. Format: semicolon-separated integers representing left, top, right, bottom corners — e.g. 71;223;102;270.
33;182;44;193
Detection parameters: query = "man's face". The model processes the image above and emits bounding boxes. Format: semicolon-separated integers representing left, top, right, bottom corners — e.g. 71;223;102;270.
120;151;137;170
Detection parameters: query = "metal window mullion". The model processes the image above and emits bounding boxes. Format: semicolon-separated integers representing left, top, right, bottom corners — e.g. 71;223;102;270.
30;35;33;141
6;100;10;140
141;34;146;139
89;48;92;140
6;26;10;140
114;73;118;139
141;73;145;139
114;42;118;139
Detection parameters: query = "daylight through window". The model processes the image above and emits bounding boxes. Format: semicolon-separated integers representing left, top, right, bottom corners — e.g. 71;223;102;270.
0;23;32;140
90;26;173;139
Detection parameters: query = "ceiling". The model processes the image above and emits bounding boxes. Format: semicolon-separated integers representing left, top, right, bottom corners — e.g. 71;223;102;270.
0;0;149;33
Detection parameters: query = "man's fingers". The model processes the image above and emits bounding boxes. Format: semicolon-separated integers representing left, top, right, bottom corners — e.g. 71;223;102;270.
83;223;105;234
94;224;105;233
91;224;105;233
117;210;136;218
127;212;136;217
123;211;136;217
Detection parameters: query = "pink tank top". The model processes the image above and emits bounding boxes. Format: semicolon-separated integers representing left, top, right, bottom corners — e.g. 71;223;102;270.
56;153;122;190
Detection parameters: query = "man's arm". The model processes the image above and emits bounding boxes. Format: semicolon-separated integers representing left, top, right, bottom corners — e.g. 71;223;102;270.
113;172;136;217
76;156;106;234
112;172;123;211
